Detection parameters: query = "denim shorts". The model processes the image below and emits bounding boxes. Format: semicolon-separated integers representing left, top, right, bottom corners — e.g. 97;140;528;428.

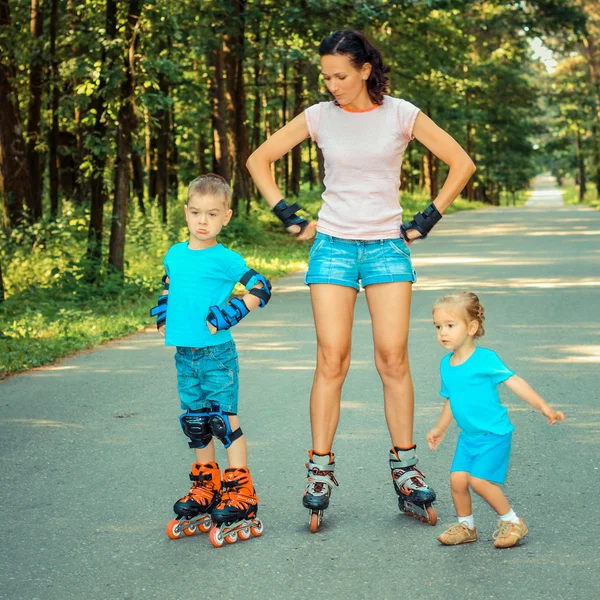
174;340;239;413
451;432;513;485
304;232;417;291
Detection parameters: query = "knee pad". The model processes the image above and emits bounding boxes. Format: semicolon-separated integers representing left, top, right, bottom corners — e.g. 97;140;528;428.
208;405;243;449
180;408;212;449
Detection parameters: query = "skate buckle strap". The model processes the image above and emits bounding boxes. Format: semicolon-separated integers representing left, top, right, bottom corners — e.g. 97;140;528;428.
307;465;339;488
392;467;426;489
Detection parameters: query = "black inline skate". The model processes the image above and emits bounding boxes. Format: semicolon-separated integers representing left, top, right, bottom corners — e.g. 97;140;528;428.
166;462;221;539
209;467;263;547
389;446;437;525
303;451;339;533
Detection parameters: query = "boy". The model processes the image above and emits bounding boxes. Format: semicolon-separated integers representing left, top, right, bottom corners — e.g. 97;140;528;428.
151;174;271;547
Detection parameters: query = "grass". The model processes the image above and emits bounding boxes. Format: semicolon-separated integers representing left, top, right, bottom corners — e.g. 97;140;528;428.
0;186;490;377
561;178;600;209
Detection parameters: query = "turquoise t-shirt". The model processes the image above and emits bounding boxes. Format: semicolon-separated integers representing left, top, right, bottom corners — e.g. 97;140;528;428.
440;347;515;436
163;242;257;348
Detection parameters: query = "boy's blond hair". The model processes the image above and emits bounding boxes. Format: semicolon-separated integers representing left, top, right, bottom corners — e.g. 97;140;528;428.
187;174;232;209
433;292;486;338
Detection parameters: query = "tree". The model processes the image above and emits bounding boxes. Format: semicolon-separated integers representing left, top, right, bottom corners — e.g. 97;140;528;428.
109;0;143;273
0;0;32;228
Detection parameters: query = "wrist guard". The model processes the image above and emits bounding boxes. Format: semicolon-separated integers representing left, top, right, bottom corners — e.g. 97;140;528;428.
150;294;168;329
207;298;250;331
273;199;309;235
400;203;442;242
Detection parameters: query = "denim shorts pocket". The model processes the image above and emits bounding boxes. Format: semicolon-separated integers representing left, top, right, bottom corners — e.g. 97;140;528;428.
308;238;326;259
207;348;236;378
388;239;411;259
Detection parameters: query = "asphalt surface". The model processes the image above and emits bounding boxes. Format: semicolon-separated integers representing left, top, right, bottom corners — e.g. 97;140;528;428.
1;175;599;600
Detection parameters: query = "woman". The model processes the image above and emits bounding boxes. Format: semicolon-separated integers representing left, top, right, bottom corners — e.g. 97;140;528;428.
247;30;476;532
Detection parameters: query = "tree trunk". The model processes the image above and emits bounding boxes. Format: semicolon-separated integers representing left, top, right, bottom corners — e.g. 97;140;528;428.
0;1;32;228
109;0;142;274
48;0;59;217
86;0;116;270
132;150;145;213
26;0;44;221
576;127;586;202
156;63;169;223
169;103;178;193
316;146;325;186
280;57;289;197
290;61;304;197
224;0;251;213
307;138;315;189
209;45;231;182
0;259;4;303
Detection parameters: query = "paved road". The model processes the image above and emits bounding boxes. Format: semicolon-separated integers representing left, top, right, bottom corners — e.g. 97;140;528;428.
525;174;565;207
2;178;599;600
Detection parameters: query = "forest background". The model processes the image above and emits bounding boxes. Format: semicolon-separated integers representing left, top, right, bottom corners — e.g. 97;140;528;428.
0;0;599;375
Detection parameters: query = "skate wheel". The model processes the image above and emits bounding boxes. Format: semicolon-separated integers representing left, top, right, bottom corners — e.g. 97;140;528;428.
426;506;437;526
250;520;264;537
238;527;251;541
309;511;321;534
225;531;238;544
198;519;212;534
183;522;197;536
166;519;183;540
209;527;225;548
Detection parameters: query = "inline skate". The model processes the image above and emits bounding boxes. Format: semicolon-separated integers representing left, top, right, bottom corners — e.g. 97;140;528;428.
303;451;339;533
166;462;221;539
209;467;263;547
389;446;437;525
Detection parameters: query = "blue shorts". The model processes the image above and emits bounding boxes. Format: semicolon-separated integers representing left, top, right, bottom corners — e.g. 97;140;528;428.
451;432;513;485
304;232;417;291
174;340;239;414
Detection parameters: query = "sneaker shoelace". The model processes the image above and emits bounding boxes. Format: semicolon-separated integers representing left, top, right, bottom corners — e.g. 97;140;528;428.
445;523;470;535
492;521;512;540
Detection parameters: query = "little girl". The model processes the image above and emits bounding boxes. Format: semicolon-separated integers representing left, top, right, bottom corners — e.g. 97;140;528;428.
427;292;565;548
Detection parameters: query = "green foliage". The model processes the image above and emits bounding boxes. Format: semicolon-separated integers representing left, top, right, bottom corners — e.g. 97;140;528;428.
561;179;600;209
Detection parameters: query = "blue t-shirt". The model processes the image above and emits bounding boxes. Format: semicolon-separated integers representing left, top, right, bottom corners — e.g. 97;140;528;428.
440;347;515;436
163;242;257;348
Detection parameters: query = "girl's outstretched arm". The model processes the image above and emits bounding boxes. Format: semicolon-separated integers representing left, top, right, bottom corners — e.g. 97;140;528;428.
427;400;454;450
504;375;565;424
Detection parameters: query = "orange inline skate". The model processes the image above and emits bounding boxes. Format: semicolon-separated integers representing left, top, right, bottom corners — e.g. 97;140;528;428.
209;467;263;547
166;462;221;539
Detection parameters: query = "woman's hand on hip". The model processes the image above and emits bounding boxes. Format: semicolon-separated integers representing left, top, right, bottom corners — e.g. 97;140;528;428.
296;220;317;241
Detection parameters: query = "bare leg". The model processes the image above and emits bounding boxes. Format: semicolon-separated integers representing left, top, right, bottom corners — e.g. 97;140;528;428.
309;284;358;453
224;415;247;468
470;476;511;515
365;282;414;447
193;441;216;464
450;472;472;517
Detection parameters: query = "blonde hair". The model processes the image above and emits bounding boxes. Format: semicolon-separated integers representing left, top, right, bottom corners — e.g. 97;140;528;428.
187;174;231;208
432;292;485;338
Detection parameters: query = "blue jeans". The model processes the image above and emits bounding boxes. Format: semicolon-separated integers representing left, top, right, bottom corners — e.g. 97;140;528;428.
174;340;239;413
304;232;417;291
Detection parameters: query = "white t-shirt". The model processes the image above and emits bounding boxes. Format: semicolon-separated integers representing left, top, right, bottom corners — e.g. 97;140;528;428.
304;95;420;240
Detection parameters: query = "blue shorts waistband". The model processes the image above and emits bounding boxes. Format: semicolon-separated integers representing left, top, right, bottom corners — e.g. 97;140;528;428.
315;232;403;245
176;340;236;355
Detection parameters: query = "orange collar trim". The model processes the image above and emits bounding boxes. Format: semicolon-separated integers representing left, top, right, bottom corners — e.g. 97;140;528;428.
339;103;380;113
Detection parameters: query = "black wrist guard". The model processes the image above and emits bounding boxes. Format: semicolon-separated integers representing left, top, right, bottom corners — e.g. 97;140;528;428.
400;203;442;242
273;199;309;235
